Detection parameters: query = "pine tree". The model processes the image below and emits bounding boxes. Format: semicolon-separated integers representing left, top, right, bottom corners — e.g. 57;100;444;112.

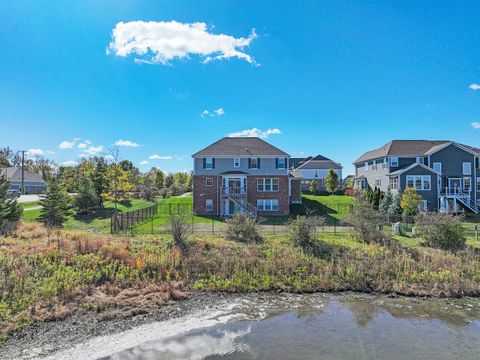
309;179;319;194
39;177;69;228
325;169;340;195
379;189;393;214
388;192;402;216
0;175;22;235
74;178;99;214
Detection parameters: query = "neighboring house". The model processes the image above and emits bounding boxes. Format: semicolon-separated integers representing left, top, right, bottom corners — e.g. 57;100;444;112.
192;137;302;217
353;140;480;213
0;167;47;194
290;155;343;191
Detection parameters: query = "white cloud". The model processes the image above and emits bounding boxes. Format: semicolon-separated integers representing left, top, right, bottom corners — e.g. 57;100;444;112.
114;139;140;147
59;141;75;149
78;140;91;149
61;160;78;167
469;84;480;90
107;21;257;65
79;145;104;157
149;154;173;160
228;128;282;139
26;149;44;156
139;160;149;165
201;107;225;118
472;122;480;129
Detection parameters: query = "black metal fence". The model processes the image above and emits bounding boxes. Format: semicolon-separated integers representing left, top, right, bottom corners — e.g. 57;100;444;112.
111;203;158;233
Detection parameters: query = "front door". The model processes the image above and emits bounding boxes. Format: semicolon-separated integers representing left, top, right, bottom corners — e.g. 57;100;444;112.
448;178;462;194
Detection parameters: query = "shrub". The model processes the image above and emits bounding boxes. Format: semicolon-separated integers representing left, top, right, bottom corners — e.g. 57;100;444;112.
289;214;325;253
0;175;22;235
309;179;318;195
401;187;423;217
345;193;388;243
388;192;402;216
168;184;186;196
168;214;191;256
414;212;466;251
224;214;261;243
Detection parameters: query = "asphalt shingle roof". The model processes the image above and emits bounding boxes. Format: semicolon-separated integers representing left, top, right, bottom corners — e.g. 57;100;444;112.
0;167;45;183
354;140;452;164
192;137;290;157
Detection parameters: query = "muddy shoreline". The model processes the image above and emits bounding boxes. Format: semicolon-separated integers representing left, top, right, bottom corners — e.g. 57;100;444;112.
2;291;480;360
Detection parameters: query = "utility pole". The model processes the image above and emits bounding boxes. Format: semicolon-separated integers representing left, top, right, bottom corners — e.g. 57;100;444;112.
21;150;25;194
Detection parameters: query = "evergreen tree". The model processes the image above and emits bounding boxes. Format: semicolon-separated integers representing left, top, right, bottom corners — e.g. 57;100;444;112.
379;189;393;214
164;173;175;188
74;178;99;214
0;175;22;234
39;177;69;228
388;192;402;216
325;169;340;195
309;179;319;194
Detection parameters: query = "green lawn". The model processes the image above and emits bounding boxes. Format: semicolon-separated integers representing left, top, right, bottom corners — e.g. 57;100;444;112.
20;201;40;210
300;194;354;223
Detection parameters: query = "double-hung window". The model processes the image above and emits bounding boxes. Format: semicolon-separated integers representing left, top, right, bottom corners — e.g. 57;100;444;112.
390;157;399;167
464;177;471;192
205;177;213;186
257;199;279;211
233;158;240;168
205;199;213;212
416;157;425;164
389;177;398;190
463;162;472;175
406;175;431;191
372;161;378;171
204;157;214;169
249;158;259;169
365;162;369;170
433;162;442;173
257;178;279;192
277;158;286;169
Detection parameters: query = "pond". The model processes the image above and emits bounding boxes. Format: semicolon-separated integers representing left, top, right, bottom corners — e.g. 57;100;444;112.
40;294;480;360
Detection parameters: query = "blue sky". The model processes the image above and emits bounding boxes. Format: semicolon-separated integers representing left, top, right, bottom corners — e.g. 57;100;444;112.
1;1;480;175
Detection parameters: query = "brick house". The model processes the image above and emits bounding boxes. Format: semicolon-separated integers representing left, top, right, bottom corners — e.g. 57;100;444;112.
192;137;302;217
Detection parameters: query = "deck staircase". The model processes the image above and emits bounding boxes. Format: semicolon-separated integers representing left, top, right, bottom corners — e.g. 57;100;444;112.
223;186;257;218
456;196;479;214
227;191;258;218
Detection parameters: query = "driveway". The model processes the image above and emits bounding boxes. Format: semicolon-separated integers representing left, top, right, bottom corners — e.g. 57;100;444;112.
18;194;42;203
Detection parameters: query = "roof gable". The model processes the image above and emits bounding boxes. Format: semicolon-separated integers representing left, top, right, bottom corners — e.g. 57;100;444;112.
192;137;289;157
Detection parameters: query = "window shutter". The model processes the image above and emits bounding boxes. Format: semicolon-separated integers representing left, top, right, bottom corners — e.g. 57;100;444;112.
203;158;206;169
257;158;261;168
248;158;251;169
212;158;215;169
275;158;278;168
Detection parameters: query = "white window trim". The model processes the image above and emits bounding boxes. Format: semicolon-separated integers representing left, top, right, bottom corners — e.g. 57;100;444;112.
277;158;286;169
257;178;279;192
433;162;442;174
233;157;240;168
205;177;213;186
390;157;399;167
257;199;279;211
463;162;472;175
365;162;368;170
416;157;425;164
205;157;213;170
463;177;471;192
205;199;213;212
389;176;398;190
406;175;432;191
250;158;259;169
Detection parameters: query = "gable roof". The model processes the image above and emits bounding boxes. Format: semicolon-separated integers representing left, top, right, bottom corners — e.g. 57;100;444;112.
290;156;312;169
354;140;453;164
192;137;289;158
388;162;441;176
0;167;46;184
297;159;343;170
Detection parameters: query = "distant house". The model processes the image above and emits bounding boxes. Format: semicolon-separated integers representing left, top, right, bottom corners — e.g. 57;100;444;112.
353;140;480;213
0;167;47;194
290;155;343;191
192;137;302;217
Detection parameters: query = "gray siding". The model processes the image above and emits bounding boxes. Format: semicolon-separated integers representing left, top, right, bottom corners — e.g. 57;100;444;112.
194;157;289;176
399;166;439;211
355;157;390;191
430;144;477;203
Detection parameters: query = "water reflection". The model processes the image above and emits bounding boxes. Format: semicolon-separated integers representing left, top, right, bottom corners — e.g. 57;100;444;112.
104;295;480;360
103;327;251;360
